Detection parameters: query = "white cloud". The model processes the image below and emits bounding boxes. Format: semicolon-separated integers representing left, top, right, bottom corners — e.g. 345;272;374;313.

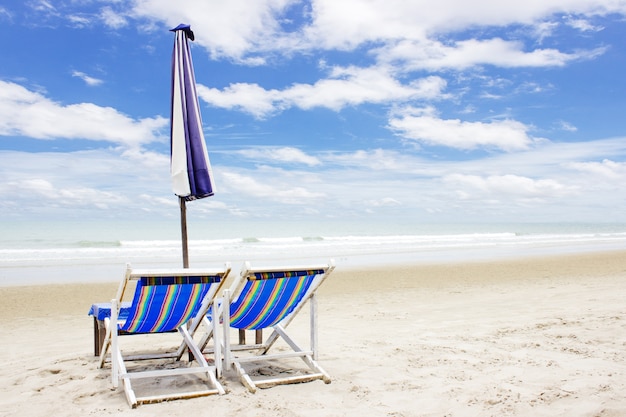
131;0;294;62
281;69;446;111
71;70;104;86
302;0;626;47
556;120;578;132
443;173;574;199
565;16;604;32
197;83;281;119
532;21;560;43
300;0;426;49
365;197;401;207
0;81;167;147
325;148;438;175
567;159;626;179
100;6;127;29
235;147;322;166
198;67;447;118
3;178;128;210
375;38;607;71
67;14;91;27
221;171;325;204
388;106;534;151
514;81;552;95
0;6;12;21
30;0;56;14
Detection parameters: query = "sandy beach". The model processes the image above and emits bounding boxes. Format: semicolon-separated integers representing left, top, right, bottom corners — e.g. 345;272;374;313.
1;251;625;416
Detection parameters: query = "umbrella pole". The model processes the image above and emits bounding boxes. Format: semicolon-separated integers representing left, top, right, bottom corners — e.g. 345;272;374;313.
179;197;189;268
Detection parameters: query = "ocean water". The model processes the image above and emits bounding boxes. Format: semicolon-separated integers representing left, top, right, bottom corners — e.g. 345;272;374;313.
1;219;626;286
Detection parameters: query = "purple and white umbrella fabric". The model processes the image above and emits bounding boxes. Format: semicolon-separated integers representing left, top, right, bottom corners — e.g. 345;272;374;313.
170;24;214;267
170;23;214;200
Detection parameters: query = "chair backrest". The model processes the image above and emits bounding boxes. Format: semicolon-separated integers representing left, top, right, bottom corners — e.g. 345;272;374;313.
229;267;328;330
121;273;224;334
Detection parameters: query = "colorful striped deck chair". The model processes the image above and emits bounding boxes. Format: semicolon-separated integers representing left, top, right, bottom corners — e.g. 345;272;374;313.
100;264;229;408
219;260;335;393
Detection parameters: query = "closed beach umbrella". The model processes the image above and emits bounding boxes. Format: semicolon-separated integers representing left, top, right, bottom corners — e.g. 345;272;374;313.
170;24;215;267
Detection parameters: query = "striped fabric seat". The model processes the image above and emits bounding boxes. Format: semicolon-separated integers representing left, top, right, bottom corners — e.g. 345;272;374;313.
229;270;323;330
121;275;222;334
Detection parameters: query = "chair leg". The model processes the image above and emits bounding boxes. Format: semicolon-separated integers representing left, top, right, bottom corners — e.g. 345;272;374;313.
236;330;262;344
212;297;222;379
223;289;232;371
110;300;119;388
233;361;257;393
114;348;138;408
93;317;100;356
98;319;111;369
122;376;138;409
310;295;318;360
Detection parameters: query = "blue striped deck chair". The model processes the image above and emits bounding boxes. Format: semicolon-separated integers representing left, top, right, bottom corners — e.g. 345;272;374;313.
100;264;229;408
218;260;335;393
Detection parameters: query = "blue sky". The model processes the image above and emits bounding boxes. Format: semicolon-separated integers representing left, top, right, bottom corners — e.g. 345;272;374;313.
1;0;626;226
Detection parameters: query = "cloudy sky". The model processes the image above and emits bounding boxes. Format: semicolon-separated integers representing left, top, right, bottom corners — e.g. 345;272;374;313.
1;0;626;226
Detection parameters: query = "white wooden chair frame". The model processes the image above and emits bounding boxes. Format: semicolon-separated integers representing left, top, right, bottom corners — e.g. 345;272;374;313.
99;264;229;407
218;260;335;393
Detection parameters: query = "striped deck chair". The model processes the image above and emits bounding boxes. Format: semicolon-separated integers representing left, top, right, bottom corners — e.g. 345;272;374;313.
218;260;335;393
100;264;229;408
